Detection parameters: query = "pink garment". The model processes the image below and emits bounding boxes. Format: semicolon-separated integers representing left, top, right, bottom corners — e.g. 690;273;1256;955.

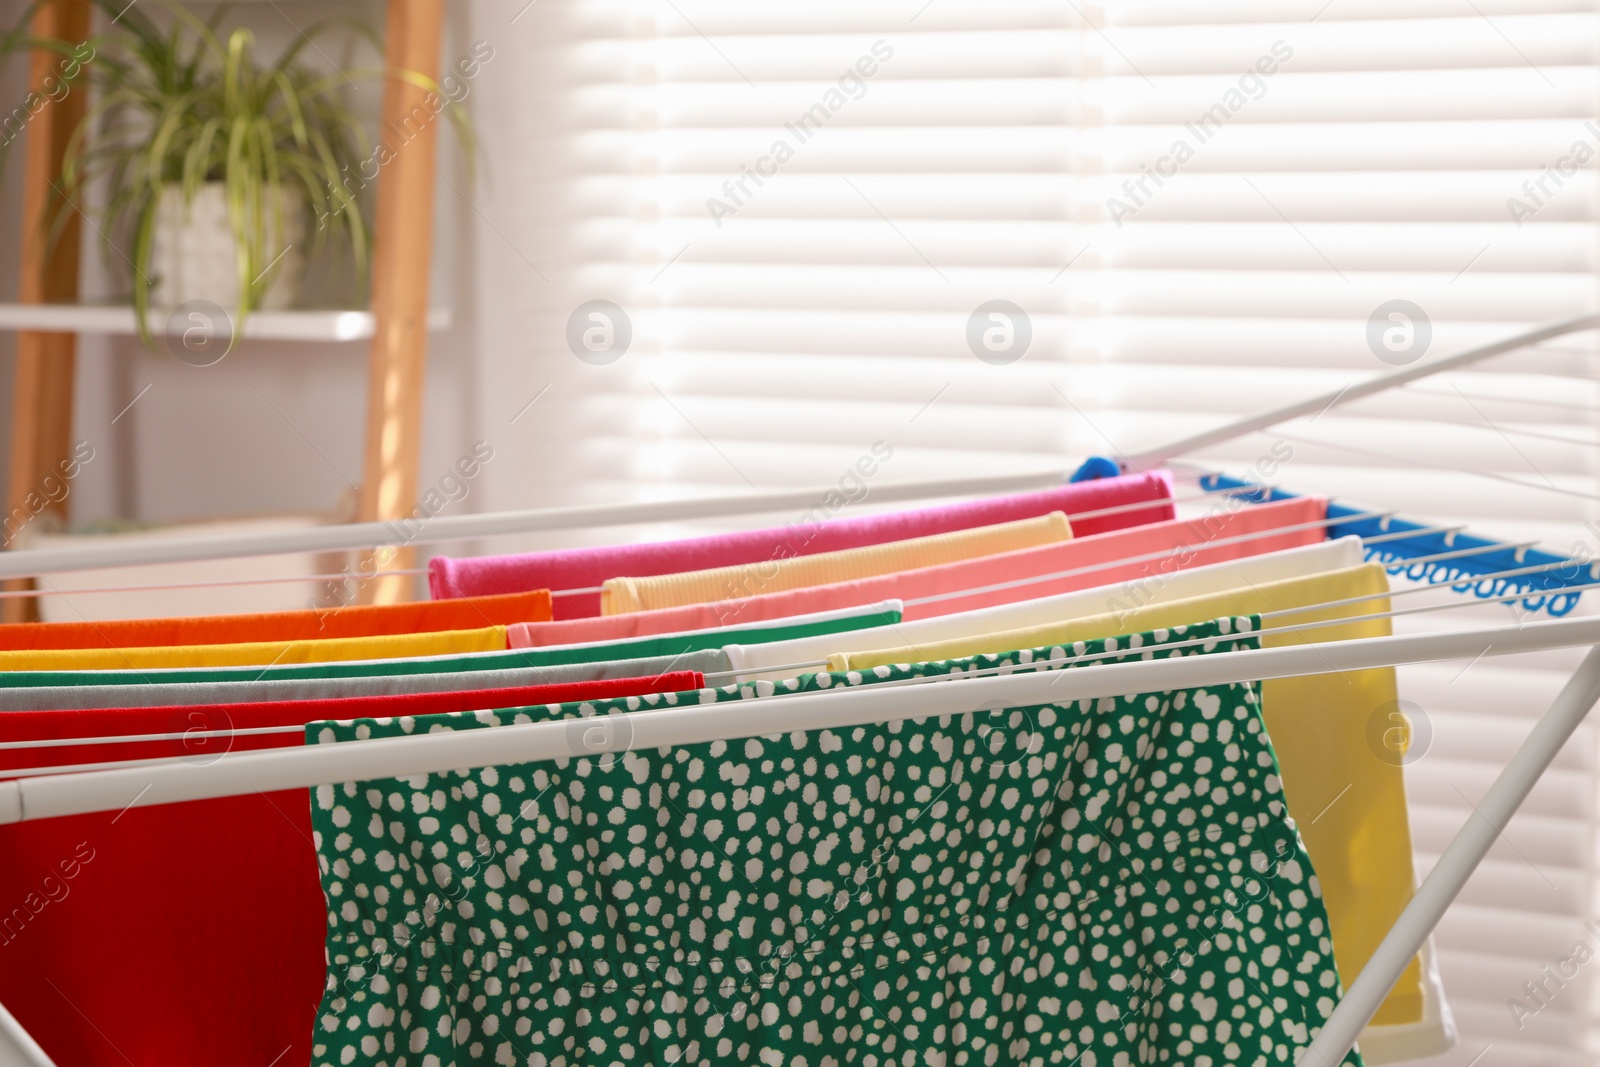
509;494;1326;647
436;471;1175;619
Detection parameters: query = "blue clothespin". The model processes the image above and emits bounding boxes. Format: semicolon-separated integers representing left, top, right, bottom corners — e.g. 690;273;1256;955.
1069;456;1122;483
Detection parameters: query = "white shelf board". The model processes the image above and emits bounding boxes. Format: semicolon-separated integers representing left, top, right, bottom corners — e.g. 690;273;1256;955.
0;304;453;342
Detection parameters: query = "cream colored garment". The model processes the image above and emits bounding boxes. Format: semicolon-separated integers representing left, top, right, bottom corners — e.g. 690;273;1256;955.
832;563;1427;1033
601;512;1073;615
723;536;1364;683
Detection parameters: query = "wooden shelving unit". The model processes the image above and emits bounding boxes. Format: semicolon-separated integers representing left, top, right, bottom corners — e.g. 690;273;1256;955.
2;0;448;620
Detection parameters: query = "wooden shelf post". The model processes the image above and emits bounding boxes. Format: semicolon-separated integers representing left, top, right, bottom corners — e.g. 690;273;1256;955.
356;0;444;605
3;0;89;623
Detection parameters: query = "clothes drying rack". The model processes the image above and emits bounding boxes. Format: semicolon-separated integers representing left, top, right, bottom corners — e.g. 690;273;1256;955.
3;311;1600;1066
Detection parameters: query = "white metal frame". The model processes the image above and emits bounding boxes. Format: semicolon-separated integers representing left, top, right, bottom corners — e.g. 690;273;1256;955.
0;312;1586;582
1117;311;1600;471
0;1001;52;1067
2;612;1593;826
0;470;1075;579
6;314;1600;1065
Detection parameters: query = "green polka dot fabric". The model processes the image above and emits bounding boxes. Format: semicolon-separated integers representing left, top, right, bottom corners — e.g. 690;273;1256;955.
310;615;1362;1067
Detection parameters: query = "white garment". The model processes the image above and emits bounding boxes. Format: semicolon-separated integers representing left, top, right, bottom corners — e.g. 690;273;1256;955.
722;536;1366;683
519;598;905;657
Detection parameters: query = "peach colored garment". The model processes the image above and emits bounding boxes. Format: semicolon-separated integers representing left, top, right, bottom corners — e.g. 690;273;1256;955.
599;512;1074;615
510;495;1327;647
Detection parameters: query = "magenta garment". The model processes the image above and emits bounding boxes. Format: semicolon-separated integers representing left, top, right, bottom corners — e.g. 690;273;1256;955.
430;471;1174;619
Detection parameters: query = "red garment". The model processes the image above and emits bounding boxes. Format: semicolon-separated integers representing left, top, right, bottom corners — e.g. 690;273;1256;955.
429;470;1176;617
0;671;704;1067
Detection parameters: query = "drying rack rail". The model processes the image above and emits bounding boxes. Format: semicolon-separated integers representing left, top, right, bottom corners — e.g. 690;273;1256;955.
3;313;1600;1066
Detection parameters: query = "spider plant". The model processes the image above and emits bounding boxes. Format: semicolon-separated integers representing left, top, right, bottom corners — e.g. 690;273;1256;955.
2;0;469;350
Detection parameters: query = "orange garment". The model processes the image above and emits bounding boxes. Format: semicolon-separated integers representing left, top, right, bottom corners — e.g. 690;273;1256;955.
0;590;551;652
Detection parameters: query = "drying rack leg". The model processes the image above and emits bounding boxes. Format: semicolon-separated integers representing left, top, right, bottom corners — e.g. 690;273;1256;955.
0;999;54;1067
1302;644;1600;1063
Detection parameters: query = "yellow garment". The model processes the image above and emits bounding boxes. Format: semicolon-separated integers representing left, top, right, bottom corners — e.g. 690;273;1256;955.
601;512;1074;615
0;625;506;671
832;562;1423;1028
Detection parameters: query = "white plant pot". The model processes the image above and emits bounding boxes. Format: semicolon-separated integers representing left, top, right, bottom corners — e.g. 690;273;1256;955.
149;181;305;311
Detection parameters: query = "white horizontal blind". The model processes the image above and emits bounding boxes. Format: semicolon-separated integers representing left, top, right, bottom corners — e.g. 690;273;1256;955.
1093;6;1600;1064
470;2;1600;1061
472;0;1098;540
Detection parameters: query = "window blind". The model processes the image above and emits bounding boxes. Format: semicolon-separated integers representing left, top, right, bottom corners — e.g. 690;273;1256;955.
469;2;1600;1061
